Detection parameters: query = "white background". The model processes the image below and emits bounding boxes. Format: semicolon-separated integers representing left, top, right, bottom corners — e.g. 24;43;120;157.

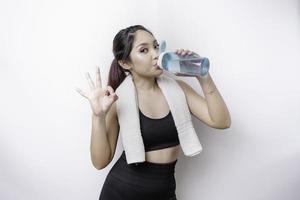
1;0;299;199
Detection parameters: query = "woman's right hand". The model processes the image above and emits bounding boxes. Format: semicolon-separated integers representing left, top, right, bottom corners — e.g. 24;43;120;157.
75;66;118;117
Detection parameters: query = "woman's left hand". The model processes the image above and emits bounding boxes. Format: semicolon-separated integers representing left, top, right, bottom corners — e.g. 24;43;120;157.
174;48;199;77
175;48;196;57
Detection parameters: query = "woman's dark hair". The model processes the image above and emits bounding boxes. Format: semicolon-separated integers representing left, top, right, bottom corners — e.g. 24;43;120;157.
107;25;154;91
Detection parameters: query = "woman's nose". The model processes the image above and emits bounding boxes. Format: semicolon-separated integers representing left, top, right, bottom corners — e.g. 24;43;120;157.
152;48;159;59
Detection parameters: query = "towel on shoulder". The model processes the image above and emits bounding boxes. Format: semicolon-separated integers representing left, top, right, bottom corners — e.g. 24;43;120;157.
115;71;203;164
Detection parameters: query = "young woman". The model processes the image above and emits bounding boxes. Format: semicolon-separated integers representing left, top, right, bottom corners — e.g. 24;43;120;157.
75;25;231;200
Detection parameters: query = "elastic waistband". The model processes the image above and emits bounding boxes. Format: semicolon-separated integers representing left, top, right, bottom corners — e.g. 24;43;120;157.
121;151;177;170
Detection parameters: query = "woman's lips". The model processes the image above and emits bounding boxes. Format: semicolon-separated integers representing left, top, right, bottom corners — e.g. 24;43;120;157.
153;64;162;69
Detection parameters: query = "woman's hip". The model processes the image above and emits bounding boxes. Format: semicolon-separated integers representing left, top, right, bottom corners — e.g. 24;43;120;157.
104;151;177;198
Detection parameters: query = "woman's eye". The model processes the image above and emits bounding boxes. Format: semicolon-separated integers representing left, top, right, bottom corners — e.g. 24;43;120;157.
141;48;148;53
140;44;159;53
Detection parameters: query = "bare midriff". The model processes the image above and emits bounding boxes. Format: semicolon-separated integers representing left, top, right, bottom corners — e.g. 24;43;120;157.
145;145;180;164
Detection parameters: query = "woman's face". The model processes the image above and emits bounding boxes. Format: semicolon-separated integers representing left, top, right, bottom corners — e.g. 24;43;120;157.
122;30;163;78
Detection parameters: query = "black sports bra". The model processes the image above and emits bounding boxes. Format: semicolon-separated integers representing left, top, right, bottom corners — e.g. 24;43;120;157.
139;108;180;152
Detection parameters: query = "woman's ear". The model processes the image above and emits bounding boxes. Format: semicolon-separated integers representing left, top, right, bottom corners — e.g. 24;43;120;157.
118;60;131;70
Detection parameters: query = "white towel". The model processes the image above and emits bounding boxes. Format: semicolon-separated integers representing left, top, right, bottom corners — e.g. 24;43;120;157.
115;72;203;164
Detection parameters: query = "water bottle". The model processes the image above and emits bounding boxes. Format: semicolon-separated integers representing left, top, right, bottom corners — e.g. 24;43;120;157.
157;40;210;77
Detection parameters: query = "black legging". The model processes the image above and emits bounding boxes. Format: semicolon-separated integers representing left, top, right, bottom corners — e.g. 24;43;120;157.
99;151;178;200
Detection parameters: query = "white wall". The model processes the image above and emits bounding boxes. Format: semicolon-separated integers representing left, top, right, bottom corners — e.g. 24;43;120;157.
0;0;299;199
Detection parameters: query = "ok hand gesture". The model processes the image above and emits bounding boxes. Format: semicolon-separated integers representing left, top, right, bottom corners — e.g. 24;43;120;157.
75;66;118;117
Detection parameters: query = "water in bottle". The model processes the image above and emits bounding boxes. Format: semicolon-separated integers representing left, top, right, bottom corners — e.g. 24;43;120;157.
157;40;210;77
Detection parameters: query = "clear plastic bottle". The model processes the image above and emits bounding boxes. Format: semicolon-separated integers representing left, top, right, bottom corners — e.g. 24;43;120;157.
158;40;210;77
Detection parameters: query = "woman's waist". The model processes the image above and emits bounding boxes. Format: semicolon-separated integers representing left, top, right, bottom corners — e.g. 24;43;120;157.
119;151;177;172
108;151;176;184
145;145;180;164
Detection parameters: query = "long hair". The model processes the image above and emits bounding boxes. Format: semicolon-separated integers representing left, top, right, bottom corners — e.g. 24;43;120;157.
107;25;154;91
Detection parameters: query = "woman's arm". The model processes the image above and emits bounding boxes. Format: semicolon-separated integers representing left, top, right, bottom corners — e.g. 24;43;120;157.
90;113;112;170
176;73;231;129
174;49;231;129
196;73;231;128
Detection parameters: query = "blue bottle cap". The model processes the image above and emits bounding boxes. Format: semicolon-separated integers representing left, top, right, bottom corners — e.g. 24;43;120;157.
159;40;166;54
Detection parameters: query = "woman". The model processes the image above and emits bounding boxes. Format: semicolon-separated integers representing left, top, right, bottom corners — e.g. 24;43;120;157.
75;25;231;200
